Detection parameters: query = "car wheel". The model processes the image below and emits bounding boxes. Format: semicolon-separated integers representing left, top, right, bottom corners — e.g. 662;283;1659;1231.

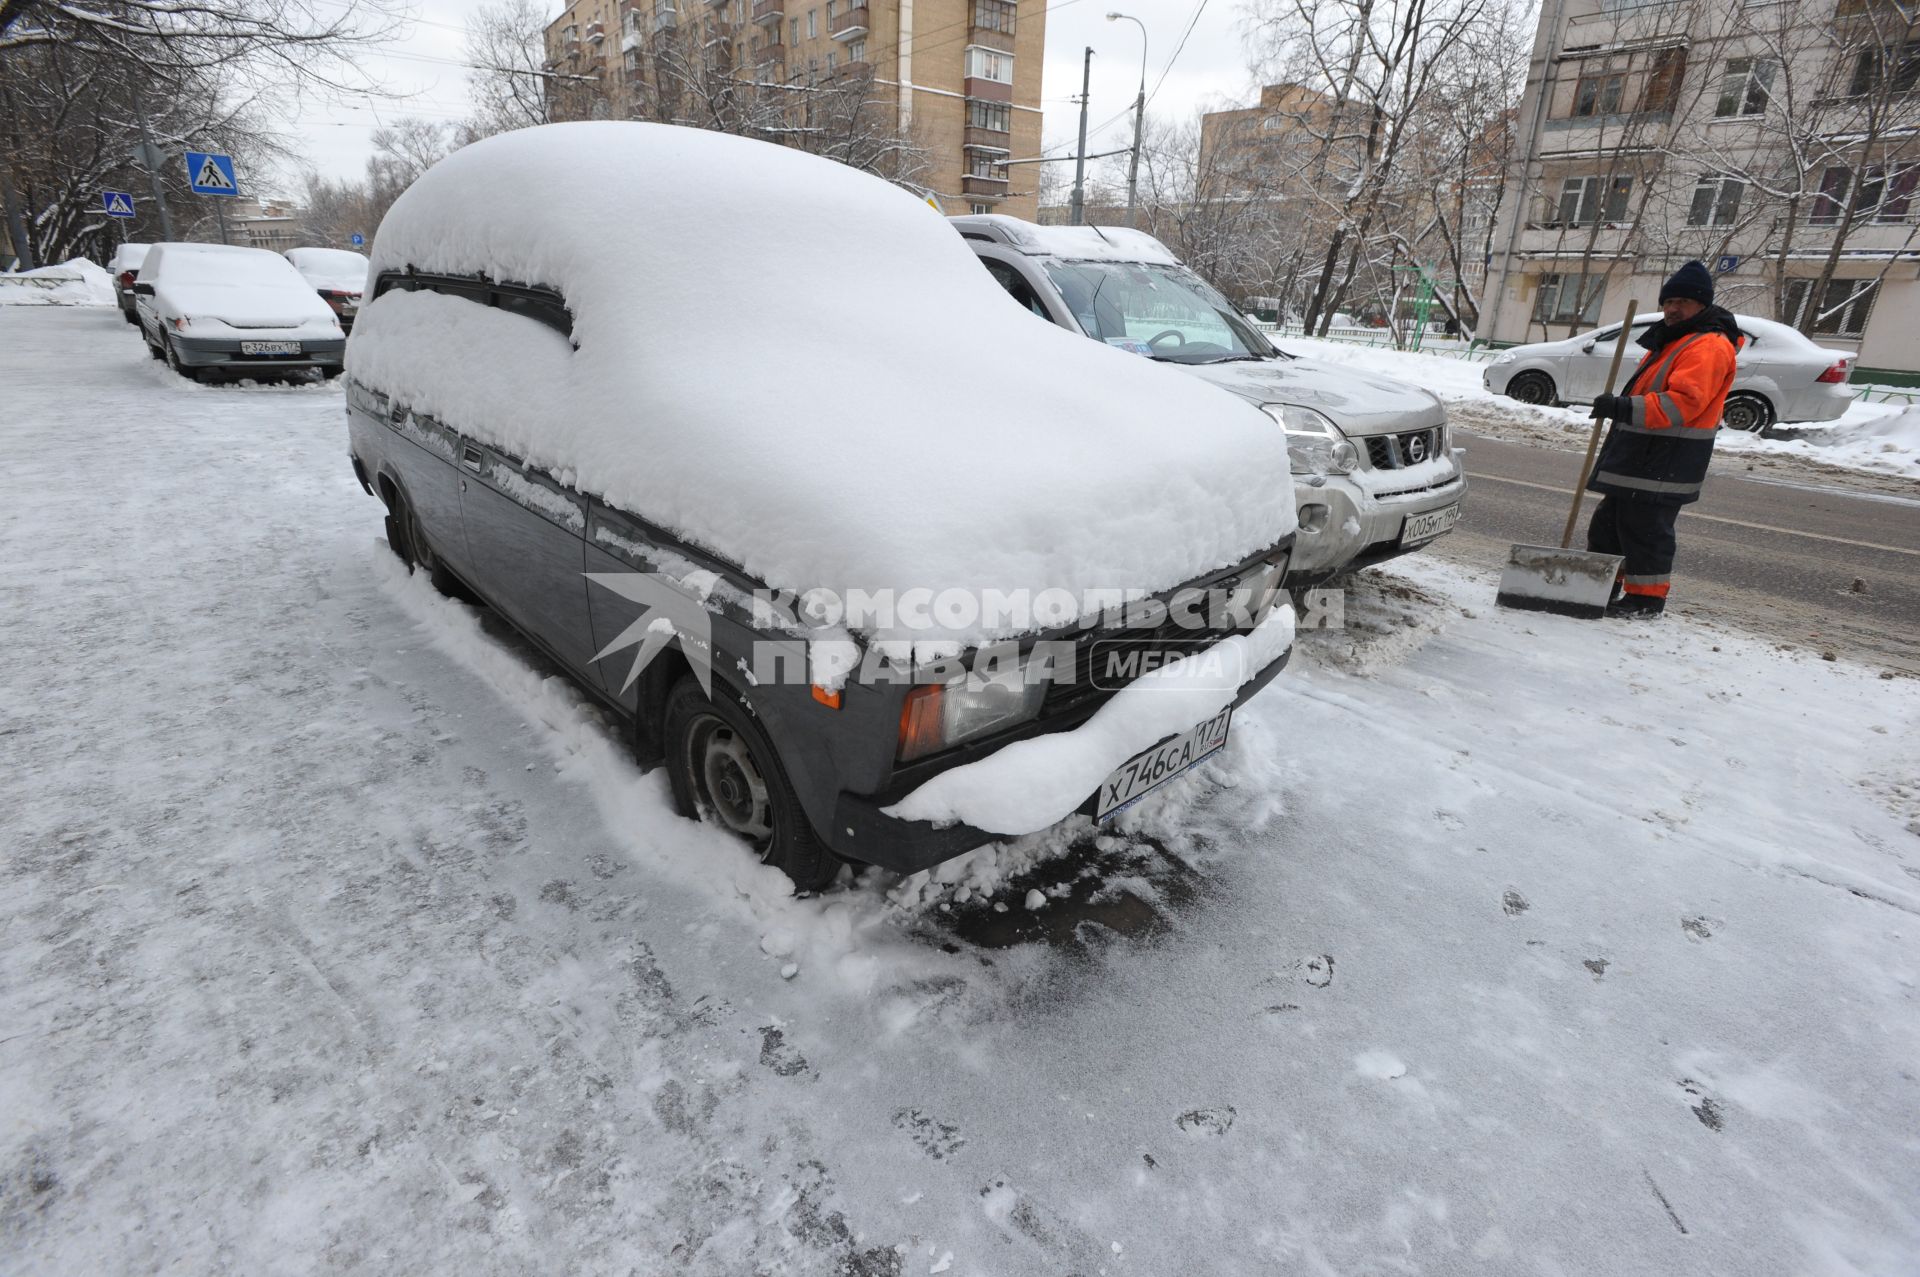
320;366;345;381
145;327;166;360
163;335;201;382
664;676;840;892
1506;370;1557;405
1722;390;1774;433
383;485;458;594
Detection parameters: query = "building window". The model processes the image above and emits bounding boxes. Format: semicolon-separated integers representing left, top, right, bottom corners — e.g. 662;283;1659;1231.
969;152;1007;179
966;46;1014;83
1814;165;1919;225
1850;47;1920;97
971;202;994;215
1534;273;1607;326
1687;177;1744;226
826;49;836;71
1714;57;1774;117
1556;174;1633;225
789;15;798;43
968;99;1010;131
1572;72;1625;117
973;0;1016;33
1784;278;1877;338
848;37;865;60
806;8;817;37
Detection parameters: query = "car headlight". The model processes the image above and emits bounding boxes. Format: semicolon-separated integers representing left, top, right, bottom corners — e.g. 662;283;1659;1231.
897;650;1048;762
1264;403;1358;476
1491;350;1517;366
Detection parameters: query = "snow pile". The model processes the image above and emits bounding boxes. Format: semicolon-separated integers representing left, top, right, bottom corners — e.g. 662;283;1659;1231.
0;258;115;306
285;246;370;293
357;123;1294;645
1718;404;1920;479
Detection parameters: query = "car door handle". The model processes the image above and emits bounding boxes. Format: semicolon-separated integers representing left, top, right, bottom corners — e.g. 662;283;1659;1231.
461;447;483;472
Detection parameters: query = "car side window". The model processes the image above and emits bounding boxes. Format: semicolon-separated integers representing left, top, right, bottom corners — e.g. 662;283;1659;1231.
373;271;574;342
983;259;1050;320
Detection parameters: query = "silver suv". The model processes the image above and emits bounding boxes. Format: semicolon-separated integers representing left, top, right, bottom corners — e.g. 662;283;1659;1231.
953;216;1466;585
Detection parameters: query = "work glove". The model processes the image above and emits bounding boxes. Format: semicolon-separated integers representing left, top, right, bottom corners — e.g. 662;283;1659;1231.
1589;393;1630;422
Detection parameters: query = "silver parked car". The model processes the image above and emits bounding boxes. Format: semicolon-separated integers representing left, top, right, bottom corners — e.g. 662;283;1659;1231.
1484;313;1856;432
953;215;1466;587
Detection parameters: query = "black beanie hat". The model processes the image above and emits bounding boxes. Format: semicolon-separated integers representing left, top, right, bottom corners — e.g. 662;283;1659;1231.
1660;260;1714;306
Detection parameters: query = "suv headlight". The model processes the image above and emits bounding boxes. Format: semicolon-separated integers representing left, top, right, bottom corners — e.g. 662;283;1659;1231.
1491;350;1518;366
1264;404;1358;476
897;650;1048;762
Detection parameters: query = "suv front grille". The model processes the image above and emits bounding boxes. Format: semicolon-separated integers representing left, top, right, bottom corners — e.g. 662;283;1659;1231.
1365;427;1443;470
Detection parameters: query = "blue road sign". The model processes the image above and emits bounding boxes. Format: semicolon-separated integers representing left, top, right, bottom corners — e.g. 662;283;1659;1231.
350;233;365;247
1716;254;1740;274
184;151;239;197
101;190;136;218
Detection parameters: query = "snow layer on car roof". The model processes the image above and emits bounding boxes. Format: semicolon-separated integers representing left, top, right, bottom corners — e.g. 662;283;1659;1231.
963;214;1181;265
355;123;1293;644
285;248;370;292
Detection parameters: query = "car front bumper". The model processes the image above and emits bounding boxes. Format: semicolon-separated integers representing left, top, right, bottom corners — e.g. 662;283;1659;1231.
170;334;346;370
826;637;1295;875
1286;466;1467;583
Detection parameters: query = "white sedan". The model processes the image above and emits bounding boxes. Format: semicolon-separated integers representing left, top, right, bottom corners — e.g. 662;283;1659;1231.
1483;313;1856;432
284;246;370;332
133;243;345;381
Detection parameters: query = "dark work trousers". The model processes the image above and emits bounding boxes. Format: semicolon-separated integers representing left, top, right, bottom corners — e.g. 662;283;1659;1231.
1586;494;1681;598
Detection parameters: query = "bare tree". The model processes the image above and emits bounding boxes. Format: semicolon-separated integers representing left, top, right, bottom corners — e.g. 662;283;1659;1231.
465;0;555;138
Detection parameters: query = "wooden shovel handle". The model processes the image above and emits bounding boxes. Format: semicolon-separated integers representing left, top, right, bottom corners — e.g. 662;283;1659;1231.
1560;297;1641;549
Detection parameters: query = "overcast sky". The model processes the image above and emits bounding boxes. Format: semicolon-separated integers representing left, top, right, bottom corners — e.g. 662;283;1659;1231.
287;0;1268;193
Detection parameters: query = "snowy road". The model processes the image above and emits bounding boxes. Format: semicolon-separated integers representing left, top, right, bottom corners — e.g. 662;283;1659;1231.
4;308;1919;1276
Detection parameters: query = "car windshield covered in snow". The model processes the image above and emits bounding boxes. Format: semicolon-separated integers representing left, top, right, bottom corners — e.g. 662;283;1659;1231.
1041;260;1276;364
286;248;370;291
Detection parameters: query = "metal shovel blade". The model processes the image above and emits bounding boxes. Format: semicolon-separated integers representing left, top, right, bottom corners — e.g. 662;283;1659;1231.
1495;544;1625;620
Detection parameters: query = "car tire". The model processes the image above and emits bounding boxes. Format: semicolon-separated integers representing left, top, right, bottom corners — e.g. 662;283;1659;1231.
320;367;345;381
383;484;459;594
663;676;840;893
1506;370;1557;406
122;308;139;326
1722;390;1774;433
145;327;166;360
163;335;200;382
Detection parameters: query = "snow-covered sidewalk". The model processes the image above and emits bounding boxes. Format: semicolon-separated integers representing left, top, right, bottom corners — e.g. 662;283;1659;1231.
1275;332;1920;482
3;308;1917;1275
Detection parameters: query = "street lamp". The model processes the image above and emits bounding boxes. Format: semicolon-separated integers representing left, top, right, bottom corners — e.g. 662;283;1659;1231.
1106;11;1147;229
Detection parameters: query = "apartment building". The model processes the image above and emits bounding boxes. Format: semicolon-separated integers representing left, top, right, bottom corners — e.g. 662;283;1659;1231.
1482;0;1920;378
542;0;1046;217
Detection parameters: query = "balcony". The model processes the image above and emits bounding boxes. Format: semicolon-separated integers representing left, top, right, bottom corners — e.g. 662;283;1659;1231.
755;46;786;74
585;20;606;41
961;173;1009;196
751;0;783;24
834;58;871;78
963;124;1009;151
968;24;1013;53
829;5;868;38
963;76;1012;103
651;5;676;30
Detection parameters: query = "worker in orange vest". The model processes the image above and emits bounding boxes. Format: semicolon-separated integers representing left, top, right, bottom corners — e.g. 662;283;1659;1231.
1584;260;1744;618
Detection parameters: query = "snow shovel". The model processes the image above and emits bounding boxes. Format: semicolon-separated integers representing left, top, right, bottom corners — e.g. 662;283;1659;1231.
1494;297;1639;619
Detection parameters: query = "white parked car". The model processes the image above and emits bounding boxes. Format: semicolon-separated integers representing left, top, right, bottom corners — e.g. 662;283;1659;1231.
1484;313;1856;432
133;243;345;382
953;215;1466;586
284;246;370;332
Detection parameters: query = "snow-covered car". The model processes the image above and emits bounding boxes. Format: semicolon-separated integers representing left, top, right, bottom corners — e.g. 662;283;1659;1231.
133;243;345;381
952;216;1466;587
1484;313;1856;432
107;242;150;324
284;246;369;332
346;122;1299;889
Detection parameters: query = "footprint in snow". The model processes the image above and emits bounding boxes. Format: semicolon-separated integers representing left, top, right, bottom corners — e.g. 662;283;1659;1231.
1680;915;1720;942
893;1109;966;1161
1502;890;1530;916
1583;958;1609;980
1175;1107;1235;1136
1433;810;1466;832
758;1026;810;1078
1679;1079;1724;1131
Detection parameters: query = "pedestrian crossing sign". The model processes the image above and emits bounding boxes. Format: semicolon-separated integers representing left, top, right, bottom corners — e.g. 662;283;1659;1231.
185;151;239;197
101;190;136;218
